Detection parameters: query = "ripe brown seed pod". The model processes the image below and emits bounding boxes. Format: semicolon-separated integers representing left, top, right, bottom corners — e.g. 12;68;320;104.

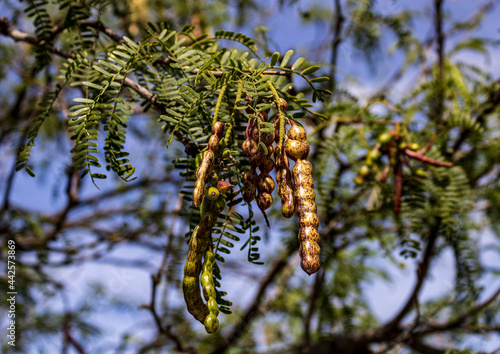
256;191;273;211
242;139;258;157
259;156;275;174
242;168;258;203
208;135;220;154
257;173;275;194
275;146;295;218
286;123;320;275
193;151;215;207
212;122;226;138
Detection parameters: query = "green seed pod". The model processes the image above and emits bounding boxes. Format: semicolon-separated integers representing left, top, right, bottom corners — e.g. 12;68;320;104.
206;187;220;201
204;313;219;334
399;142;407;150
209;172;219;184
222;149;230;159
354;176;365;185
288;125;321;275
183;198;225;329
182;226;210;323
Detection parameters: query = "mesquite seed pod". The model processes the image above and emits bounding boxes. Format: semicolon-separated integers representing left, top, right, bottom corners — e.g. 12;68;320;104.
285;139;310;161
256;191;273;211
208;135;220;154
201;248;219;334
242;139;258;157
275;146;295;218
279;98;288;112
286;124;321;275
212;122;226;138
242;168;258;203
183;196;225;325
182;226;209;323
248;146;265;167
259;156;275;174
257;173;275;194
193;151;215;207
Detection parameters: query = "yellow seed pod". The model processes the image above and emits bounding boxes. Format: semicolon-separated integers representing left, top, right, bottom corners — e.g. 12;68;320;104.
287;123;321;275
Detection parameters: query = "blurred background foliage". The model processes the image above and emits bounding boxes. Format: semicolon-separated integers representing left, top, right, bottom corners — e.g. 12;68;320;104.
1;0;500;353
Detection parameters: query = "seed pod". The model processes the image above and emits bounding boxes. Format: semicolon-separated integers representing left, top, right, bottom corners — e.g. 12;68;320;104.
259;156;275;174
212;122;226;138
216;180;233;194
208;135;220;154
201;247;219;333
256;191;273;211
193;151;215;207
257;173;275;194
242;168;258;203
275;146;295;218
286;123;320;275
183;195;225;326
242;139;258;157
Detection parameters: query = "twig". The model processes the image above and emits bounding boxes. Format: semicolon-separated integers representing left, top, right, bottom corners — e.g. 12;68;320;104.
211;247;294;354
404;149;453;167
383;222;440;331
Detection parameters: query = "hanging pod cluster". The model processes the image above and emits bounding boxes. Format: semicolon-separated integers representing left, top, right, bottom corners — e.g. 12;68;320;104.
183;97;321;334
184;122;231;333
241;96;321;275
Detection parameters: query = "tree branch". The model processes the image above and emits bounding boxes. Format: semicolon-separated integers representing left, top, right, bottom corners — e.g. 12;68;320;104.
211;247;294;354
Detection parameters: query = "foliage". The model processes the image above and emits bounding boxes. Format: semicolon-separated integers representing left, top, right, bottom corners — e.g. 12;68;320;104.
1;0;500;353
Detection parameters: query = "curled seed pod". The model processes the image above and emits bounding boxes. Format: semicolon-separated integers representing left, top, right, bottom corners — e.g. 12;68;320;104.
286;124;320;275
193;151;215;207
242;168;258;203
256;191;273;211
183;196;225;325
205;187;220;201
275;146;295;218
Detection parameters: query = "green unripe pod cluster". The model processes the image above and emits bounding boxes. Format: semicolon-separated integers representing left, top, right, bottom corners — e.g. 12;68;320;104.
201;248;219;334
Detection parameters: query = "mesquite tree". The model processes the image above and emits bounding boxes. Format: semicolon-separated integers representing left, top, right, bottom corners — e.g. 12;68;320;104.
1;0;500;353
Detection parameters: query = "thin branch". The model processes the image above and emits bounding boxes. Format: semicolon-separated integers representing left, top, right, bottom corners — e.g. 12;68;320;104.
329;0;345;92
418;285;500;335
211;247;295;354
382;222;440;331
